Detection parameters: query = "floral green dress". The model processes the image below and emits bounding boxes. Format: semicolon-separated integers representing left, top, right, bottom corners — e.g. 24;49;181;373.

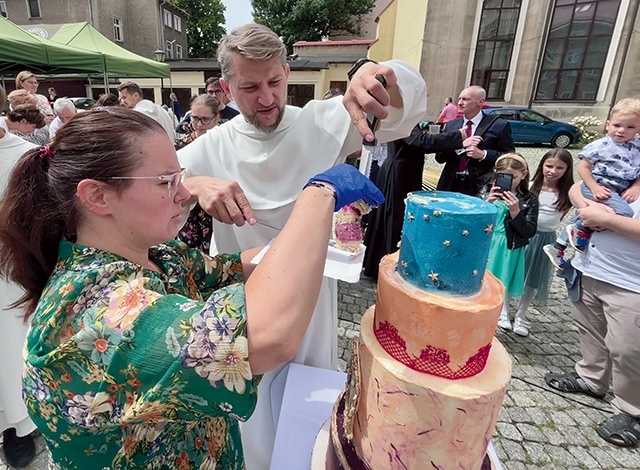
22;240;260;469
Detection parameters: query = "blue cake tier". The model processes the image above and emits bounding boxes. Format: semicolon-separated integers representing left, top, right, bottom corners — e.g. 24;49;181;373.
397;191;498;296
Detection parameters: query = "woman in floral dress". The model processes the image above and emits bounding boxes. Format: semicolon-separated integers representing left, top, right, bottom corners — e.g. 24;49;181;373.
0;107;382;469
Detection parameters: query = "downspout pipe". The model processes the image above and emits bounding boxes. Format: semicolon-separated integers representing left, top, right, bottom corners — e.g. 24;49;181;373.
610;0;639;110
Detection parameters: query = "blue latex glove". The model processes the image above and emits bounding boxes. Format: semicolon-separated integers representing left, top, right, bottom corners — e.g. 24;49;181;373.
308;163;385;210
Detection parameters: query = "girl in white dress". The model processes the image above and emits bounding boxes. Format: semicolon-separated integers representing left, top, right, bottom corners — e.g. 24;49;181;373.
514;149;574;336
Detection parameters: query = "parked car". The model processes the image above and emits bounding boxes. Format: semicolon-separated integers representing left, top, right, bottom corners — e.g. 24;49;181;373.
484;107;580;148
68;97;96;111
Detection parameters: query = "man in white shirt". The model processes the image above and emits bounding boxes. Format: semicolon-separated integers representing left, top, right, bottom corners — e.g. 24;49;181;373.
545;186;640;448
117;81;176;141
178;23;427;469
48;98;76;139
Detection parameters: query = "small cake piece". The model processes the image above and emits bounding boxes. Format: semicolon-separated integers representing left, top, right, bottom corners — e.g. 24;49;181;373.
334;201;371;252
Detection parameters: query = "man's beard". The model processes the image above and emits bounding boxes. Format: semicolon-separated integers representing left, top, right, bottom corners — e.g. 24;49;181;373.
242;104;285;134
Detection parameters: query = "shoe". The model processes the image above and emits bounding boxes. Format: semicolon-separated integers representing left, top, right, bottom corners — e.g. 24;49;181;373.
543;244;566;270
2;428;36;468
596;412;640;447
567;223;589;252
497;313;512;330
544;370;606;399
513;318;530;337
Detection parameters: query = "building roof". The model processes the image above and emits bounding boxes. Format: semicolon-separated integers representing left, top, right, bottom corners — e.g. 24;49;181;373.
293;39;376;47
167;56;350;72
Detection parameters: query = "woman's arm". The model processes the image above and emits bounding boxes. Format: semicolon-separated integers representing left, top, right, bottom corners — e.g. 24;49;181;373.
244;185;334;375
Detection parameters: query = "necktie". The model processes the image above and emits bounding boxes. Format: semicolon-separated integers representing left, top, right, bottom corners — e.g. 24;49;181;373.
458;120;473;173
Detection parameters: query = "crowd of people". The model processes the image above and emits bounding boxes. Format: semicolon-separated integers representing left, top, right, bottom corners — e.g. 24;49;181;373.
0;22;638;470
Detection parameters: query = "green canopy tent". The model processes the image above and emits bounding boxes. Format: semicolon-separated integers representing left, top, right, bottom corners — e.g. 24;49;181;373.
0;16;104;75
51;22;170;79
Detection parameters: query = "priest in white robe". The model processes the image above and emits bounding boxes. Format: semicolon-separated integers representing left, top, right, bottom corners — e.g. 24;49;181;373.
0;129;38;467
178;24;427;469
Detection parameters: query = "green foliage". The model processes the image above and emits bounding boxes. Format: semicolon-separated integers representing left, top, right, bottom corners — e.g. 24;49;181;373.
252;0;376;51
171;0;227;59
568;115;605;147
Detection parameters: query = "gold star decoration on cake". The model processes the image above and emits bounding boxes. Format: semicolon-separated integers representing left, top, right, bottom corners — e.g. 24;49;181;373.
433;210;442;217
423;214;429;221
428;271;439;282
408;212;414;221
443;240;450;247
484;224;493;234
473;269;478;276
462;230;469;236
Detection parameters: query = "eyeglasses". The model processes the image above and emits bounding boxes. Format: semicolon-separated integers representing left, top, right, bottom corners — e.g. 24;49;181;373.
191;115;217;125
207;89;224;95
108;169;186;197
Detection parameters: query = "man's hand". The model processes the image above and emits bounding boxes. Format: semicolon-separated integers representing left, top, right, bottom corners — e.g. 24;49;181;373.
184;176;256;226
343;62;400;142
465;145;486;160
622;185;640;203
590;184;611;201
577;199;615;231
462;135;482;148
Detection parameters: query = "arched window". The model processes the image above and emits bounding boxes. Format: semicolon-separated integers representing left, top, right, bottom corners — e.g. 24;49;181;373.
535;0;621;101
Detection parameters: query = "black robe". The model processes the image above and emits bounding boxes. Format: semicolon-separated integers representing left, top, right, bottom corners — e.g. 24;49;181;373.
362;125;464;279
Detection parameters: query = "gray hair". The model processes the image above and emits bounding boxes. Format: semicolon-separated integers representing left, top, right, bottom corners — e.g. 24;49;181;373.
217;24;286;80
53;98;76;114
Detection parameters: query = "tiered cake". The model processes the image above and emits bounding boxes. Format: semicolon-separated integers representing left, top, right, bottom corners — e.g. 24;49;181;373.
327;191;512;469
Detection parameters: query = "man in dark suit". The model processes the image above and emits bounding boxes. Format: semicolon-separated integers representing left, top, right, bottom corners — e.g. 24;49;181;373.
435;85;515;196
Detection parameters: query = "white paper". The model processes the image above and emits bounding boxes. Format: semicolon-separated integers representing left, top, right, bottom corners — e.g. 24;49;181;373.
250;239;365;283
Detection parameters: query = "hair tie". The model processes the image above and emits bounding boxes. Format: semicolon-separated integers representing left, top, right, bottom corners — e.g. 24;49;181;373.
39;145;52;162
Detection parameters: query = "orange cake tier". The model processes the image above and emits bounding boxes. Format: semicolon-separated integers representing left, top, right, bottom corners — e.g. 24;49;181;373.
352;308;512;469
374;252;504;379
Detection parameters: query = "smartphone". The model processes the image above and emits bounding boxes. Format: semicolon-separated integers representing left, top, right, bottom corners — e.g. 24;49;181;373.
495;172;514;193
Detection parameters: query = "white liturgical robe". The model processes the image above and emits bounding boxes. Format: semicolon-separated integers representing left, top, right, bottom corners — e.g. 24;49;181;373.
178;59;427;469
0;132;37;438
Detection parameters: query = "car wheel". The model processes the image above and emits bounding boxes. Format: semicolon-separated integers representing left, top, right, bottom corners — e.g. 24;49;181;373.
551;132;572;148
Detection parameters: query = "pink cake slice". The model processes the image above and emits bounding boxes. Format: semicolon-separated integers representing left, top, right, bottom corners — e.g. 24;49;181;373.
334;201;371;252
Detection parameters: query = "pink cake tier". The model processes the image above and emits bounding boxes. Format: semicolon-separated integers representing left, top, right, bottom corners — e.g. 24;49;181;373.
374;252;504;379
352;308;512;468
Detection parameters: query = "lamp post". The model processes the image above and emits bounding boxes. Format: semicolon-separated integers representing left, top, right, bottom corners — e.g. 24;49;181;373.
154;48;166;105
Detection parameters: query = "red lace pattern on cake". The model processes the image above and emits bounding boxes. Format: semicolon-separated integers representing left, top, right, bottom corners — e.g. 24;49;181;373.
374;321;491;379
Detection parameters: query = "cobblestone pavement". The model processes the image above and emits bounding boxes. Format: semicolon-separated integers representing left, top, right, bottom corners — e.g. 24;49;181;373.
3;148;639;469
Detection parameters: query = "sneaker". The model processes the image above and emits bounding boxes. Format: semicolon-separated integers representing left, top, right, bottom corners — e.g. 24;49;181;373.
513;318;530;337
543;244;566;270
498;313;512;330
567;223;589;252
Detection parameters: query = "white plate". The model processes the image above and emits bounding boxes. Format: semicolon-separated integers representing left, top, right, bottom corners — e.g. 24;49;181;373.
250;239;365;283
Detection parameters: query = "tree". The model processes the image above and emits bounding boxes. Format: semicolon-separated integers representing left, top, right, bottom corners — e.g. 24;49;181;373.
252;0;376;52
171;0;227;59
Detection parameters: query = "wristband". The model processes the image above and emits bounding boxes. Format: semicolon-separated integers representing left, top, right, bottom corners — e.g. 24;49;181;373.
347;58;378;81
303;181;338;205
